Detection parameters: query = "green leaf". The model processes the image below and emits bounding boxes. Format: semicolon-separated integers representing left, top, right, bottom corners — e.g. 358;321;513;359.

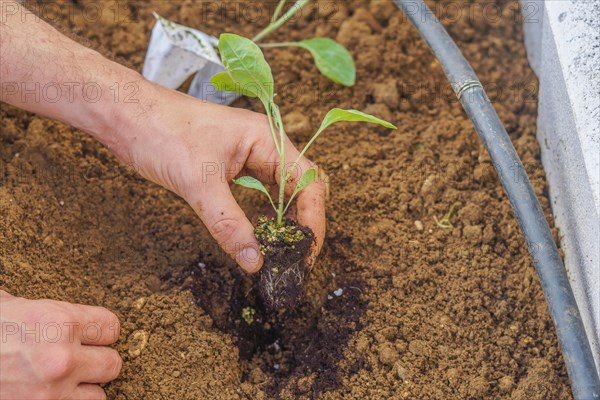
292;168;317;196
233;176;275;210
210;72;258;97
218;33;274;104
284;168;317;213
296;38;355;86
233;176;269;193
318;109;397;132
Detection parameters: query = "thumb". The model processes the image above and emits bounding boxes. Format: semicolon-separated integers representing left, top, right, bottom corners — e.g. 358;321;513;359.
188;183;263;273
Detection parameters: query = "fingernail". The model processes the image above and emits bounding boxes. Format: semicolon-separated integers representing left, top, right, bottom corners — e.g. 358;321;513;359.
236;245;262;273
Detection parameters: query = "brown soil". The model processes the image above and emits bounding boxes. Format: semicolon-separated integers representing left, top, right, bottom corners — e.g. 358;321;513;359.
1;1;572;399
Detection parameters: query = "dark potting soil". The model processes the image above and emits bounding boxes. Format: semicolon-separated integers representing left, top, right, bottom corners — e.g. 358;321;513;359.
255;216;315;310
1;1;572;399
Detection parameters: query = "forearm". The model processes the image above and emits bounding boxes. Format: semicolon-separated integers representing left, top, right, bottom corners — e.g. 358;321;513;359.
0;0;147;161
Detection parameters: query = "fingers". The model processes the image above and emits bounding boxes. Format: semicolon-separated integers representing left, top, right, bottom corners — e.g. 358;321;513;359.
189;183;263;273
68;384;107;400
71;304;121;345
76;346;122;384
295;176;326;261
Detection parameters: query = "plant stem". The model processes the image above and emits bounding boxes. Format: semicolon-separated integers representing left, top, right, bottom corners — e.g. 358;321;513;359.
434;202;461;229
264;104;282;217
258;42;299;49
271;0;287;22
274;108;287;226
253;0;310;43
285;126;323;181
266;106;281;155
277;147;286;225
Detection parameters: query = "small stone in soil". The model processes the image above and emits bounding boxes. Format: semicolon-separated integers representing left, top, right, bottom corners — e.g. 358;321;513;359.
414;220;424;231
334;288;343;297
132;297;146;310
394;362;408;381
270;340;281;352
127;330;149;357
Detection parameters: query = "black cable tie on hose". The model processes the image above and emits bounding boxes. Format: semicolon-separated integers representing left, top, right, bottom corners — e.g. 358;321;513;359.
453;80;483;100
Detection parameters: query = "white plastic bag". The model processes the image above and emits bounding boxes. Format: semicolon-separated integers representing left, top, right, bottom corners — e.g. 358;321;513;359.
187;61;239;105
142;13;237;105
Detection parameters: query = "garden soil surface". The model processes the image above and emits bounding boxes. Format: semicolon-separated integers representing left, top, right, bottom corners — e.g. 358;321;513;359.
1;1;573;399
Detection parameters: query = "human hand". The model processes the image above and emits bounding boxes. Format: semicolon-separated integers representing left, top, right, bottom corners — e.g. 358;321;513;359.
111;83;326;273
0;3;325;274
0;290;122;400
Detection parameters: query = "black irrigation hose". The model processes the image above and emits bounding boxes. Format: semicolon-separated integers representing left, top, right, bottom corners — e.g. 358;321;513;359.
393;1;600;398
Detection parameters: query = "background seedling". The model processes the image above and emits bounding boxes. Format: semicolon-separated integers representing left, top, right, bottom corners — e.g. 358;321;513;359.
252;0;355;86
434;202;461;229
212;34;396;226
147;0;356;92
252;0;310;42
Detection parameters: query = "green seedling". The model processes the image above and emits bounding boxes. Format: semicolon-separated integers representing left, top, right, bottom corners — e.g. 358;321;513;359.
242;307;256;325
212;34;396;227
434;202;461;229
252;0;355;86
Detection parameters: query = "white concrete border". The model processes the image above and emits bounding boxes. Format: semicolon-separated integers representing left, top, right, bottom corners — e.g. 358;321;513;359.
521;0;600;371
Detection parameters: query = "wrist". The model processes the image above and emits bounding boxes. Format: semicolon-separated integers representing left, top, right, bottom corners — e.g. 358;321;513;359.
100;78;211;165
76;54;147;163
